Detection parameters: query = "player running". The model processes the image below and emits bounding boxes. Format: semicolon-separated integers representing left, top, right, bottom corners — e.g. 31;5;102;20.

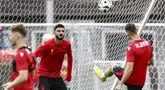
35;24;73;90
3;23;36;90
94;23;153;90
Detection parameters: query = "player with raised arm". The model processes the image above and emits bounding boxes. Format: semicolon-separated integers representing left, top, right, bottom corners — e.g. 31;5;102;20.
35;24;73;90
94;23;153;90
3;23;36;90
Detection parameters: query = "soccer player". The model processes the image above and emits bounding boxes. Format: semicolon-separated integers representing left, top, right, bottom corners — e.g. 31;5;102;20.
35;24;73;90
3;23;36;90
94;23;153;90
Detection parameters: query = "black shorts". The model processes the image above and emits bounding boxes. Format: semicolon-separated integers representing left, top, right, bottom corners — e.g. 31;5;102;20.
38;76;67;90
113;65;143;90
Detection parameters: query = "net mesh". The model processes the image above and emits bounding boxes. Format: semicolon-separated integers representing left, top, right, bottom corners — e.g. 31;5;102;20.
0;0;165;90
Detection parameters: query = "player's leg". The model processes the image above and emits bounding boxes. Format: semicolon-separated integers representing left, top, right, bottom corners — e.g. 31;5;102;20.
93;64;114;82
104;64;114;77
38;76;51;90
50;77;67;90
112;65;125;80
93;64;124;82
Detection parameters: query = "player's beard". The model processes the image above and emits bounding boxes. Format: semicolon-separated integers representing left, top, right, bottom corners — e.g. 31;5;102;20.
56;34;64;40
126;34;132;40
128;36;132;40
11;41;16;47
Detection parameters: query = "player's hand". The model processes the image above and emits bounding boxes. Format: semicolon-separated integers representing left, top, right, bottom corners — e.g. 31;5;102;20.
148;58;154;66
116;84;122;90
3;82;12;90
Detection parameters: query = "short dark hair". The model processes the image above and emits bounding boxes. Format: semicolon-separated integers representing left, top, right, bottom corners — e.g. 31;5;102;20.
54;24;65;31
125;23;137;34
11;23;27;37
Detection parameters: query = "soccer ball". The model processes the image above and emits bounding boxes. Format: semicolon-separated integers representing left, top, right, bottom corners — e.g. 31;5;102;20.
98;0;113;12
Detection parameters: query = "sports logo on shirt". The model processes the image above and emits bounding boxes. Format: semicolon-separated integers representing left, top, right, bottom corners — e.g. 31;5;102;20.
127;47;131;51
51;49;54;54
20;52;24;57
41;86;45;90
42;43;45;46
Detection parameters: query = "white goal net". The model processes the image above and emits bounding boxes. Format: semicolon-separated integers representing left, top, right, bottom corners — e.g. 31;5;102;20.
0;0;165;90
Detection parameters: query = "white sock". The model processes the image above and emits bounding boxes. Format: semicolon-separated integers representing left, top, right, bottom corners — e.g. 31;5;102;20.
102;73;106;78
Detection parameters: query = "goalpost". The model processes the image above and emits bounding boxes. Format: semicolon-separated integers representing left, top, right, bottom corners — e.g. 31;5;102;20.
0;0;164;90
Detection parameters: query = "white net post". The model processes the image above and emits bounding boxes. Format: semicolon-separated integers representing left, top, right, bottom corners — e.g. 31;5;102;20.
45;0;54;34
31;0;55;51
138;0;157;35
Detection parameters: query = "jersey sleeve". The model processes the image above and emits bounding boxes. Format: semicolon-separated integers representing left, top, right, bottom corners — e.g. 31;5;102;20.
126;46;135;62
34;42;48;57
66;43;73;81
15;50;29;71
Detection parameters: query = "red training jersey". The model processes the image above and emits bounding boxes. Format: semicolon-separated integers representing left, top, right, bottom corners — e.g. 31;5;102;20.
126;39;153;86
11;47;36;90
35;38;73;79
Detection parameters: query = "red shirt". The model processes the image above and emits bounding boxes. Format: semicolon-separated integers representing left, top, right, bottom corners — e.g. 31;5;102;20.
35;39;73;79
126;39;153;86
11;47;36;90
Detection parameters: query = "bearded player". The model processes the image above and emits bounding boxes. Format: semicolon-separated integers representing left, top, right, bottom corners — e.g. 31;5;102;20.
3;23;36;90
35;24;73;90
94;23;153;90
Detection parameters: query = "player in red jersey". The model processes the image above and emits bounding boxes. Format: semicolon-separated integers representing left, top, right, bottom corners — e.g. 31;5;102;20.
35;24;73;90
94;23;153;90
3;23;36;90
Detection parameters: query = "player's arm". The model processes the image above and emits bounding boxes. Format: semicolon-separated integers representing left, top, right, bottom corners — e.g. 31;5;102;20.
6;70;28;88
119;62;134;85
34;42;48;57
66;43;73;82
7;51;29;88
148;47;154;66
30;53;37;81
148;58;154;66
119;47;134;86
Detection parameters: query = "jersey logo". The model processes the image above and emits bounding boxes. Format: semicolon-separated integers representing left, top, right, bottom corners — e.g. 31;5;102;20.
128;47;131;51
20;52;24;57
41;86;45;90
51;49;54;54
42;43;45;46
